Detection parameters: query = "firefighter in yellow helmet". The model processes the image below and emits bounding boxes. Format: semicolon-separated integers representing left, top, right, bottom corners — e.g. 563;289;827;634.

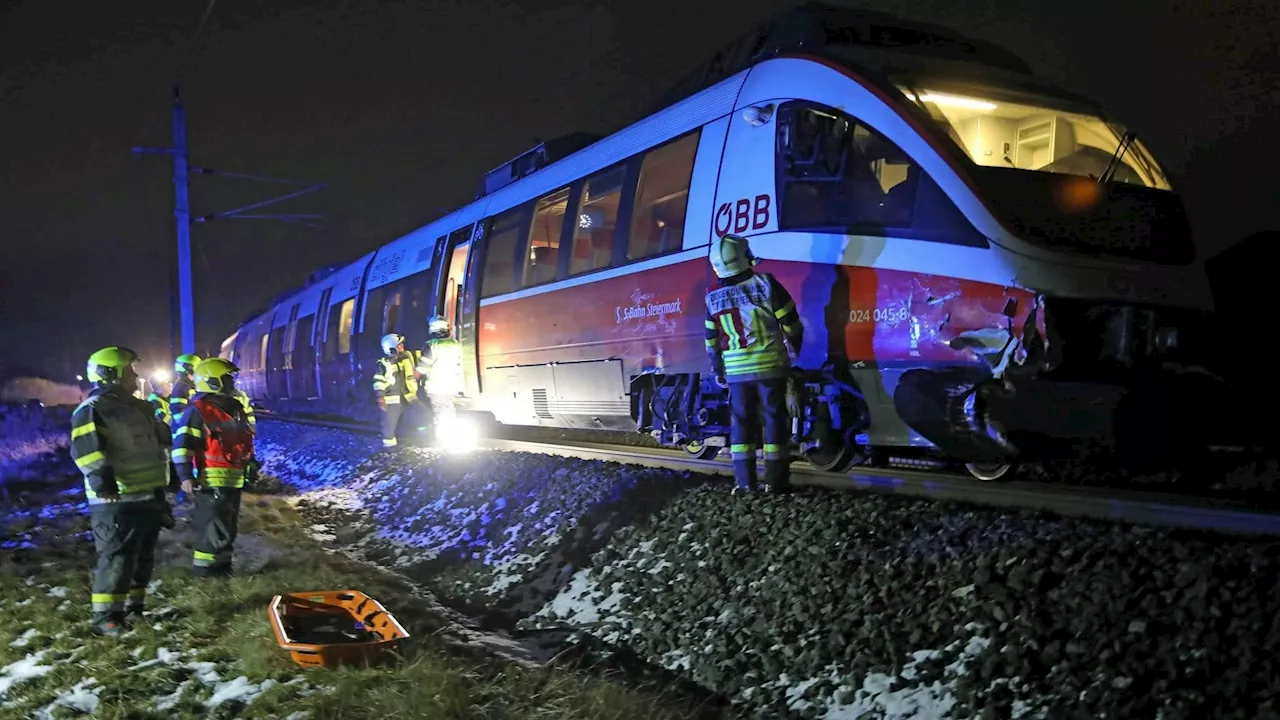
168;353;202;423
373;333;423;448
171;358;255;577
704;234;803;494
69;347;174;636
416;316;463;443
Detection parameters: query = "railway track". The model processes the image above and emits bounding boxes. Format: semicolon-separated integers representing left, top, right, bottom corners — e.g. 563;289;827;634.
261;412;1280;539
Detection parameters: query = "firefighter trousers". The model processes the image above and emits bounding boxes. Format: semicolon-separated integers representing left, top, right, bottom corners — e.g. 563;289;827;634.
728;377;792;490
191;487;242;577
379;399;421;447
427;393;456;442
90;500;162;622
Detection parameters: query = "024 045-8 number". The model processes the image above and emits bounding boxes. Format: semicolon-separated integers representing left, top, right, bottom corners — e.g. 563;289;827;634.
848;307;910;324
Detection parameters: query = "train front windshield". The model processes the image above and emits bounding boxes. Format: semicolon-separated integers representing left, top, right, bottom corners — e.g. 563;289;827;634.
897;83;1171;190
895;80;1192;264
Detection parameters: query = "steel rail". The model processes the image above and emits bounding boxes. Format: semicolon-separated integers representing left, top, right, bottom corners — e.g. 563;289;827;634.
261;413;1280;539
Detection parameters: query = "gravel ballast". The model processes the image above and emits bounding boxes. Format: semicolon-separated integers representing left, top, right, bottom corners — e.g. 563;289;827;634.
257;421;1280;719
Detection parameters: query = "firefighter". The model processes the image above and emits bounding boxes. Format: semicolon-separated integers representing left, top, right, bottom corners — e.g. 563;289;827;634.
416;316;463;440
172;358;256;578
147;377;172;426
168;353;201;422
69;347;172;636
373;333;423;448
233;388;256;431
703;233;803;494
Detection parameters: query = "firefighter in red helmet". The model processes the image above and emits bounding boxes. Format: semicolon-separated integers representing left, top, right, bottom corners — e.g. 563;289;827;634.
704;233;803;494
171;358;256;578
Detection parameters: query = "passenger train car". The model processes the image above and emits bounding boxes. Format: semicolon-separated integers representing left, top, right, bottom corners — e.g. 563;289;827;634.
223;3;1239;480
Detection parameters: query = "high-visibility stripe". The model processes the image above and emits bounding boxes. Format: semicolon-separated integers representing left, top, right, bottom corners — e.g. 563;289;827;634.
763;443;785;460
774;301;796;320
718;314;743;350
91;592;127;612
71;422;97;440
383;396;401;405
74;451;106;470
730;443;756;460
382;438;398;447
88;493;155;505
171;448;192;459
176;426;202;438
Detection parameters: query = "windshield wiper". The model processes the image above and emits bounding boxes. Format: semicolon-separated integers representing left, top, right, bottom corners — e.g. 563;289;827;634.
1098;130;1136;184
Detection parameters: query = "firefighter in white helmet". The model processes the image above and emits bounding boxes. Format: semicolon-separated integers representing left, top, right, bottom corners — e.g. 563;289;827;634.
704;233;803;494
416;315;463;442
372;333;423;448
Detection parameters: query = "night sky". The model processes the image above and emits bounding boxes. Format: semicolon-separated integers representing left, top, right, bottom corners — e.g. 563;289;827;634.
1;0;1276;381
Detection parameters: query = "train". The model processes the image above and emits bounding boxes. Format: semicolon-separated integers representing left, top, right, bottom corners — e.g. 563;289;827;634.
221;2;1250;481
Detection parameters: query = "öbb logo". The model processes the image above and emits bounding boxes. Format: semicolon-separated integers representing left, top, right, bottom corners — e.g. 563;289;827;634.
714;194;771;237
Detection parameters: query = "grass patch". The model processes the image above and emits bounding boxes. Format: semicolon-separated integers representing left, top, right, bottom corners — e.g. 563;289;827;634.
0;479;723;719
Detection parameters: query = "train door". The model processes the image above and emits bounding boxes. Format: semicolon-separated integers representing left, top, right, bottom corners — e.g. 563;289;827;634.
445;223;482;399
313;287;333;399
281;303;300;398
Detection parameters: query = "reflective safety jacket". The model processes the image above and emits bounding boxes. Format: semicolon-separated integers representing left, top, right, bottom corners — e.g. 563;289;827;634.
169;377;196;422
171;392;255;489
417;338;463;396
233;390;256;431
373;350;422;405
147;392;172;426
70;386;171;504
704;271;803;383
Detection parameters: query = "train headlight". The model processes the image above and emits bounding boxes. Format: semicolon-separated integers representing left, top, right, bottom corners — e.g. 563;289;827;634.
152;368;172;384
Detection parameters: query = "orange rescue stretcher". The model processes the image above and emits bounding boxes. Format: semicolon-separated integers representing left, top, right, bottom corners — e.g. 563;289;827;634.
267;589;410;668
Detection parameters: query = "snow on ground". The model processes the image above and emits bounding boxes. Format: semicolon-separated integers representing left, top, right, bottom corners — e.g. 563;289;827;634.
0;430;336;717
0;406;68;483
256;423;696;615
0;651;55;698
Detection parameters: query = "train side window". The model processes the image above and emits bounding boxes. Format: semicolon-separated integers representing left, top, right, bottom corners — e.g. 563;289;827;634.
259;334;269;370
336;297;355;355
361;287;385;344
627;130;700;262
480;207;526;299
323;306;340;361
405;275;429;346
383;289;402;336
570;166;624;276
523;187;570;288
776;102;920;232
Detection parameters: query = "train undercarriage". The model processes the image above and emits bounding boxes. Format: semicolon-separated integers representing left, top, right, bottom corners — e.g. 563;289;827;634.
630;297;1267;482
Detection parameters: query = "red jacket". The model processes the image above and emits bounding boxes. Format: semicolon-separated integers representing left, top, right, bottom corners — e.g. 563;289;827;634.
171;392;255;488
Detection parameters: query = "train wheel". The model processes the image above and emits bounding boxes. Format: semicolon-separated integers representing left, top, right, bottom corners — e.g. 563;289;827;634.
804;444;856;472
964;461;1016;481
683;440;721;460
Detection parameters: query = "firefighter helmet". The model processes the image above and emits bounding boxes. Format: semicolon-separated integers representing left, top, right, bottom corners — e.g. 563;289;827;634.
710;233;760;279
86;346;141;385
428;316;449;337
193;358;240;394
380;333;404;356
175;353;202;376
